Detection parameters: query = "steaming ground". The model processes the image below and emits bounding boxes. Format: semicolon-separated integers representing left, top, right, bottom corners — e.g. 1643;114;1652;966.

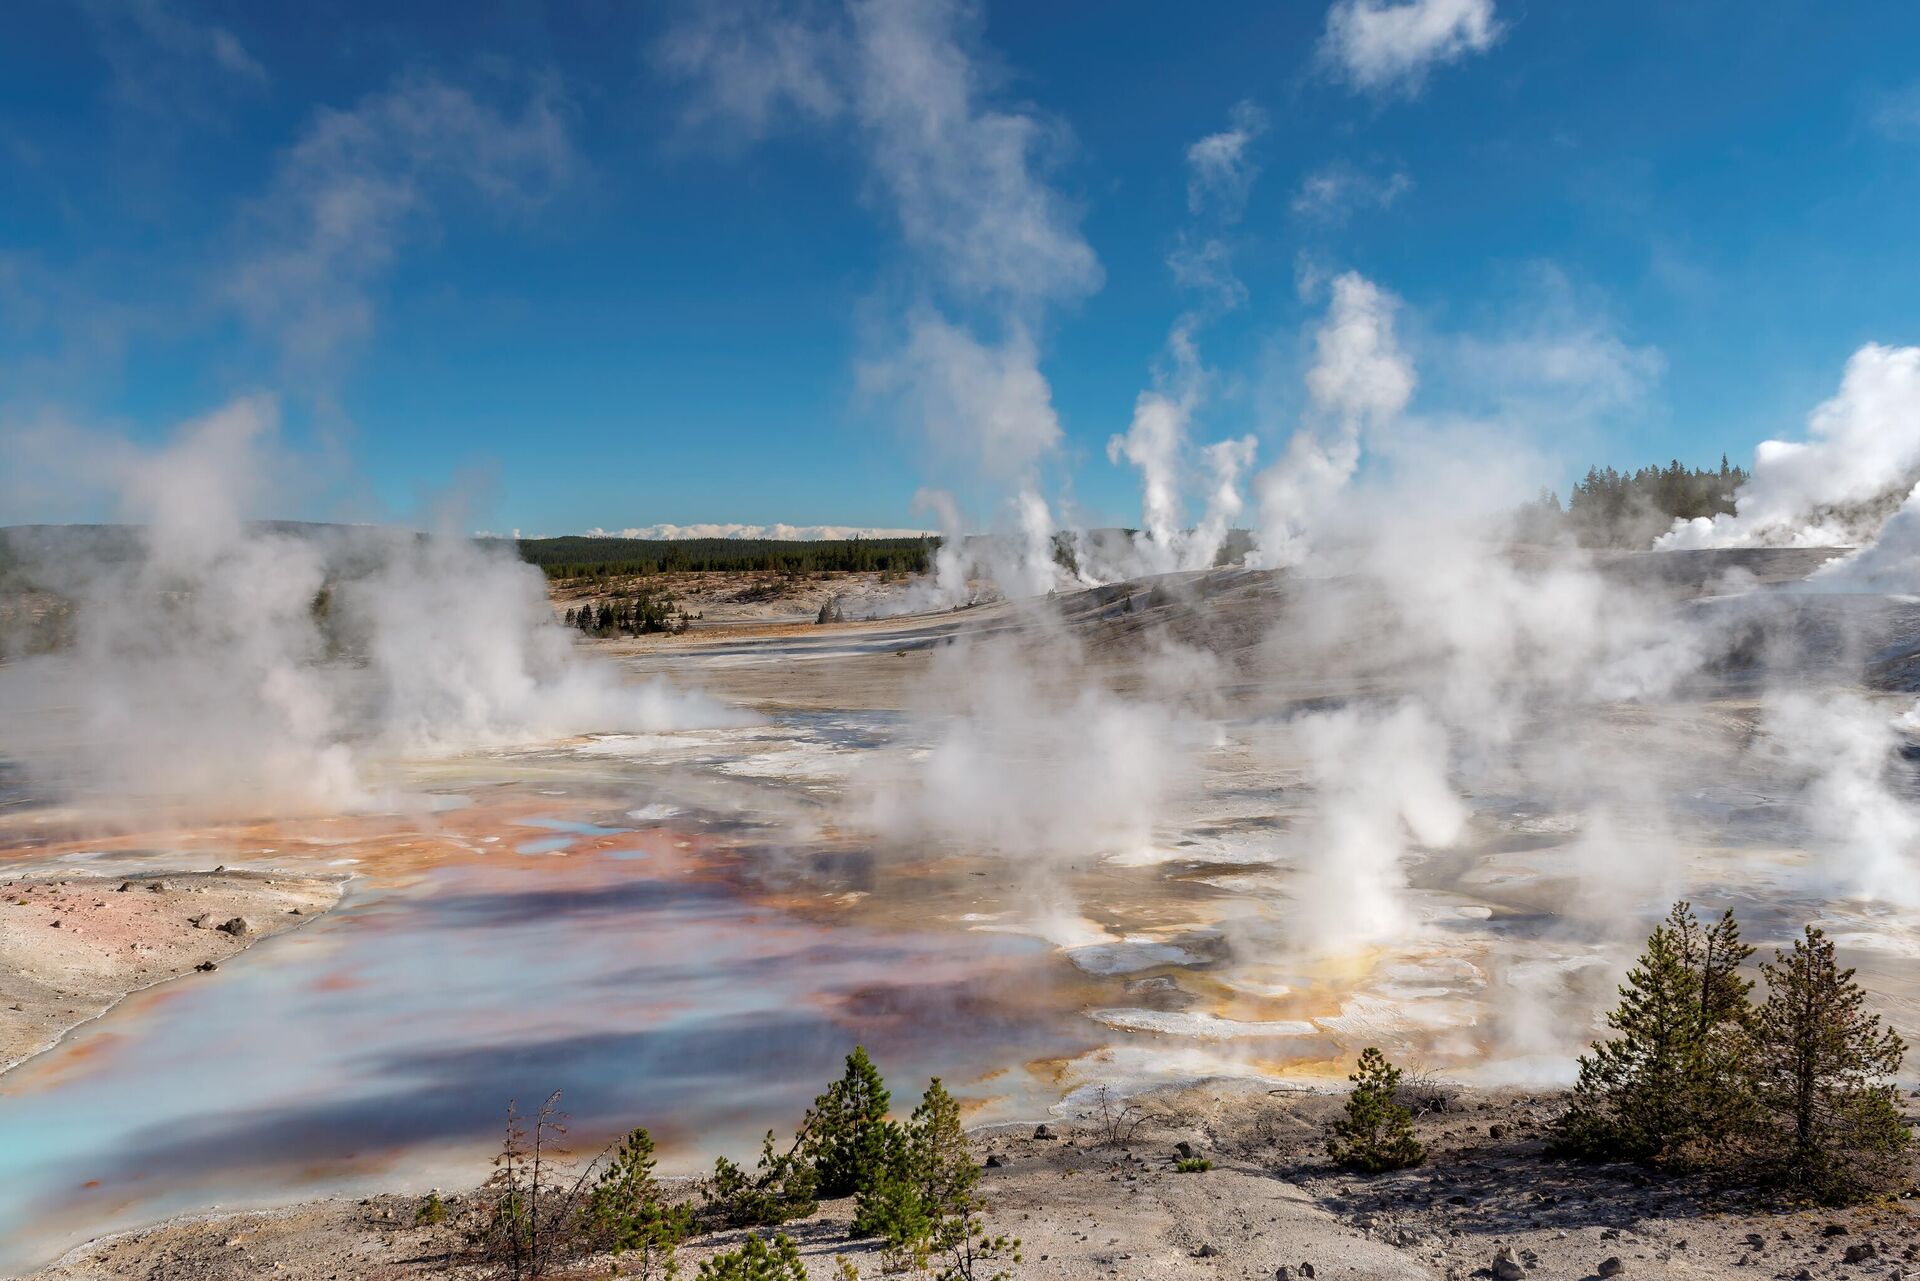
5;548;1920;1275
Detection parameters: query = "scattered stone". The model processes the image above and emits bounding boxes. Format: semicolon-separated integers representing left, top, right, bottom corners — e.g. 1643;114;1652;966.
189;915;209;929
1300;1264;1314;1278
1488;1125;1507;1140
984;1154;1003;1169
1823;1223;1849;1237
117;882;132;892
1191;1243;1219;1258
216;917;250;936
195;961;217;972
1597;1258;1624;1278
1844;1243;1877;1264
1033;1124;1055;1140
1175;1140;1195;1159
1492;1245;1526;1281
148;881;166;892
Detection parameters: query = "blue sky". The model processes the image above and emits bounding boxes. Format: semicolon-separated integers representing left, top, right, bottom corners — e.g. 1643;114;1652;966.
3;0;1919;536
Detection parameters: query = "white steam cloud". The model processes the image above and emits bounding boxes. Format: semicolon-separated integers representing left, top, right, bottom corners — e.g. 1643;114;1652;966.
1662;344;1920;551
0;399;741;817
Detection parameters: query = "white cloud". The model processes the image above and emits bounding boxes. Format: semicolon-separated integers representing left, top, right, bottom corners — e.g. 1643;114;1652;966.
226;75;576;381
849;0;1101;305
1869;81;1920;143
585;523;933;541
1320;0;1502;96
860;310;1062;482
660;0;1099;308
84;0;268;111
1291;161;1412;222
1185;99;1267;220
653;0;847;139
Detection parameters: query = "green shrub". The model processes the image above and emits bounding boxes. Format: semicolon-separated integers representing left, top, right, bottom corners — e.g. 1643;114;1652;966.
414;1191;447;1227
695;1231;808;1281
1552;902;1755;1168
585;1128;691;1277
1328;1047;1424;1173
801;1047;893;1199
700;1131;818;1229
1174;1157;1212;1173
1750;926;1912;1203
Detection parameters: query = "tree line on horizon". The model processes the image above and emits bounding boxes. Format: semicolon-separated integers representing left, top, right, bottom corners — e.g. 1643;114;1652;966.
1519;455;1750;549
514;535;937;580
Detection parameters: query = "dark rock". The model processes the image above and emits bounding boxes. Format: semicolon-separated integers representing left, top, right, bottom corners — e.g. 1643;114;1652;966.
195;961;217;972
984;1154;1003;1168
1033;1124;1055;1139
1823;1223;1849;1237
1492;1246;1525;1281
1597;1257;1624;1278
117;882;132;892
188;914;208;928
1844;1243;1877;1264
1488;1125;1507;1140
1300;1265;1315;1279
1191;1243;1219;1258
216;917;250;936
1176;1141;1195;1159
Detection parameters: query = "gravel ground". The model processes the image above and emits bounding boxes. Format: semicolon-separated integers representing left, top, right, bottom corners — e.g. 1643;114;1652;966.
0;868;346;1073
25;1078;1920;1281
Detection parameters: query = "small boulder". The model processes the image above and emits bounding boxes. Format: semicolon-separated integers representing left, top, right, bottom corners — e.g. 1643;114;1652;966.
1191;1243;1219;1258
1175;1140;1195;1159
1033;1124;1056;1140
1822;1223;1849;1238
1492;1246;1526;1281
216;917;250;937
188;914;209;929
195;961;218;972
1844;1243;1877;1265
1488;1124;1507;1140
1597;1258;1624;1278
984;1154;1004;1169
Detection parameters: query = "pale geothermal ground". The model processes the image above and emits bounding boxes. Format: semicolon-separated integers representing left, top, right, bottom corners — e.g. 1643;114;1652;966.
4;549;1919;1279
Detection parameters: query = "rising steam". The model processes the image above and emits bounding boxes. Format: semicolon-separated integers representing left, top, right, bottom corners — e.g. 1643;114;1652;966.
0;398;740;816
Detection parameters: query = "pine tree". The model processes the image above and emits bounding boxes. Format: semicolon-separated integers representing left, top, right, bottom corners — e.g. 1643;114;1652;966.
696;1232;808;1281
907;1079;977;1218
1552;902;1754;1167
585;1128;690;1278
802;1047;892;1199
1749;926;1911;1202
1328;1048;1424;1173
850;1077;979;1249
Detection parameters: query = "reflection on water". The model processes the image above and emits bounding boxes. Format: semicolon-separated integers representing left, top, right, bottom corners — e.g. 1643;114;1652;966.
0;817;1100;1272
